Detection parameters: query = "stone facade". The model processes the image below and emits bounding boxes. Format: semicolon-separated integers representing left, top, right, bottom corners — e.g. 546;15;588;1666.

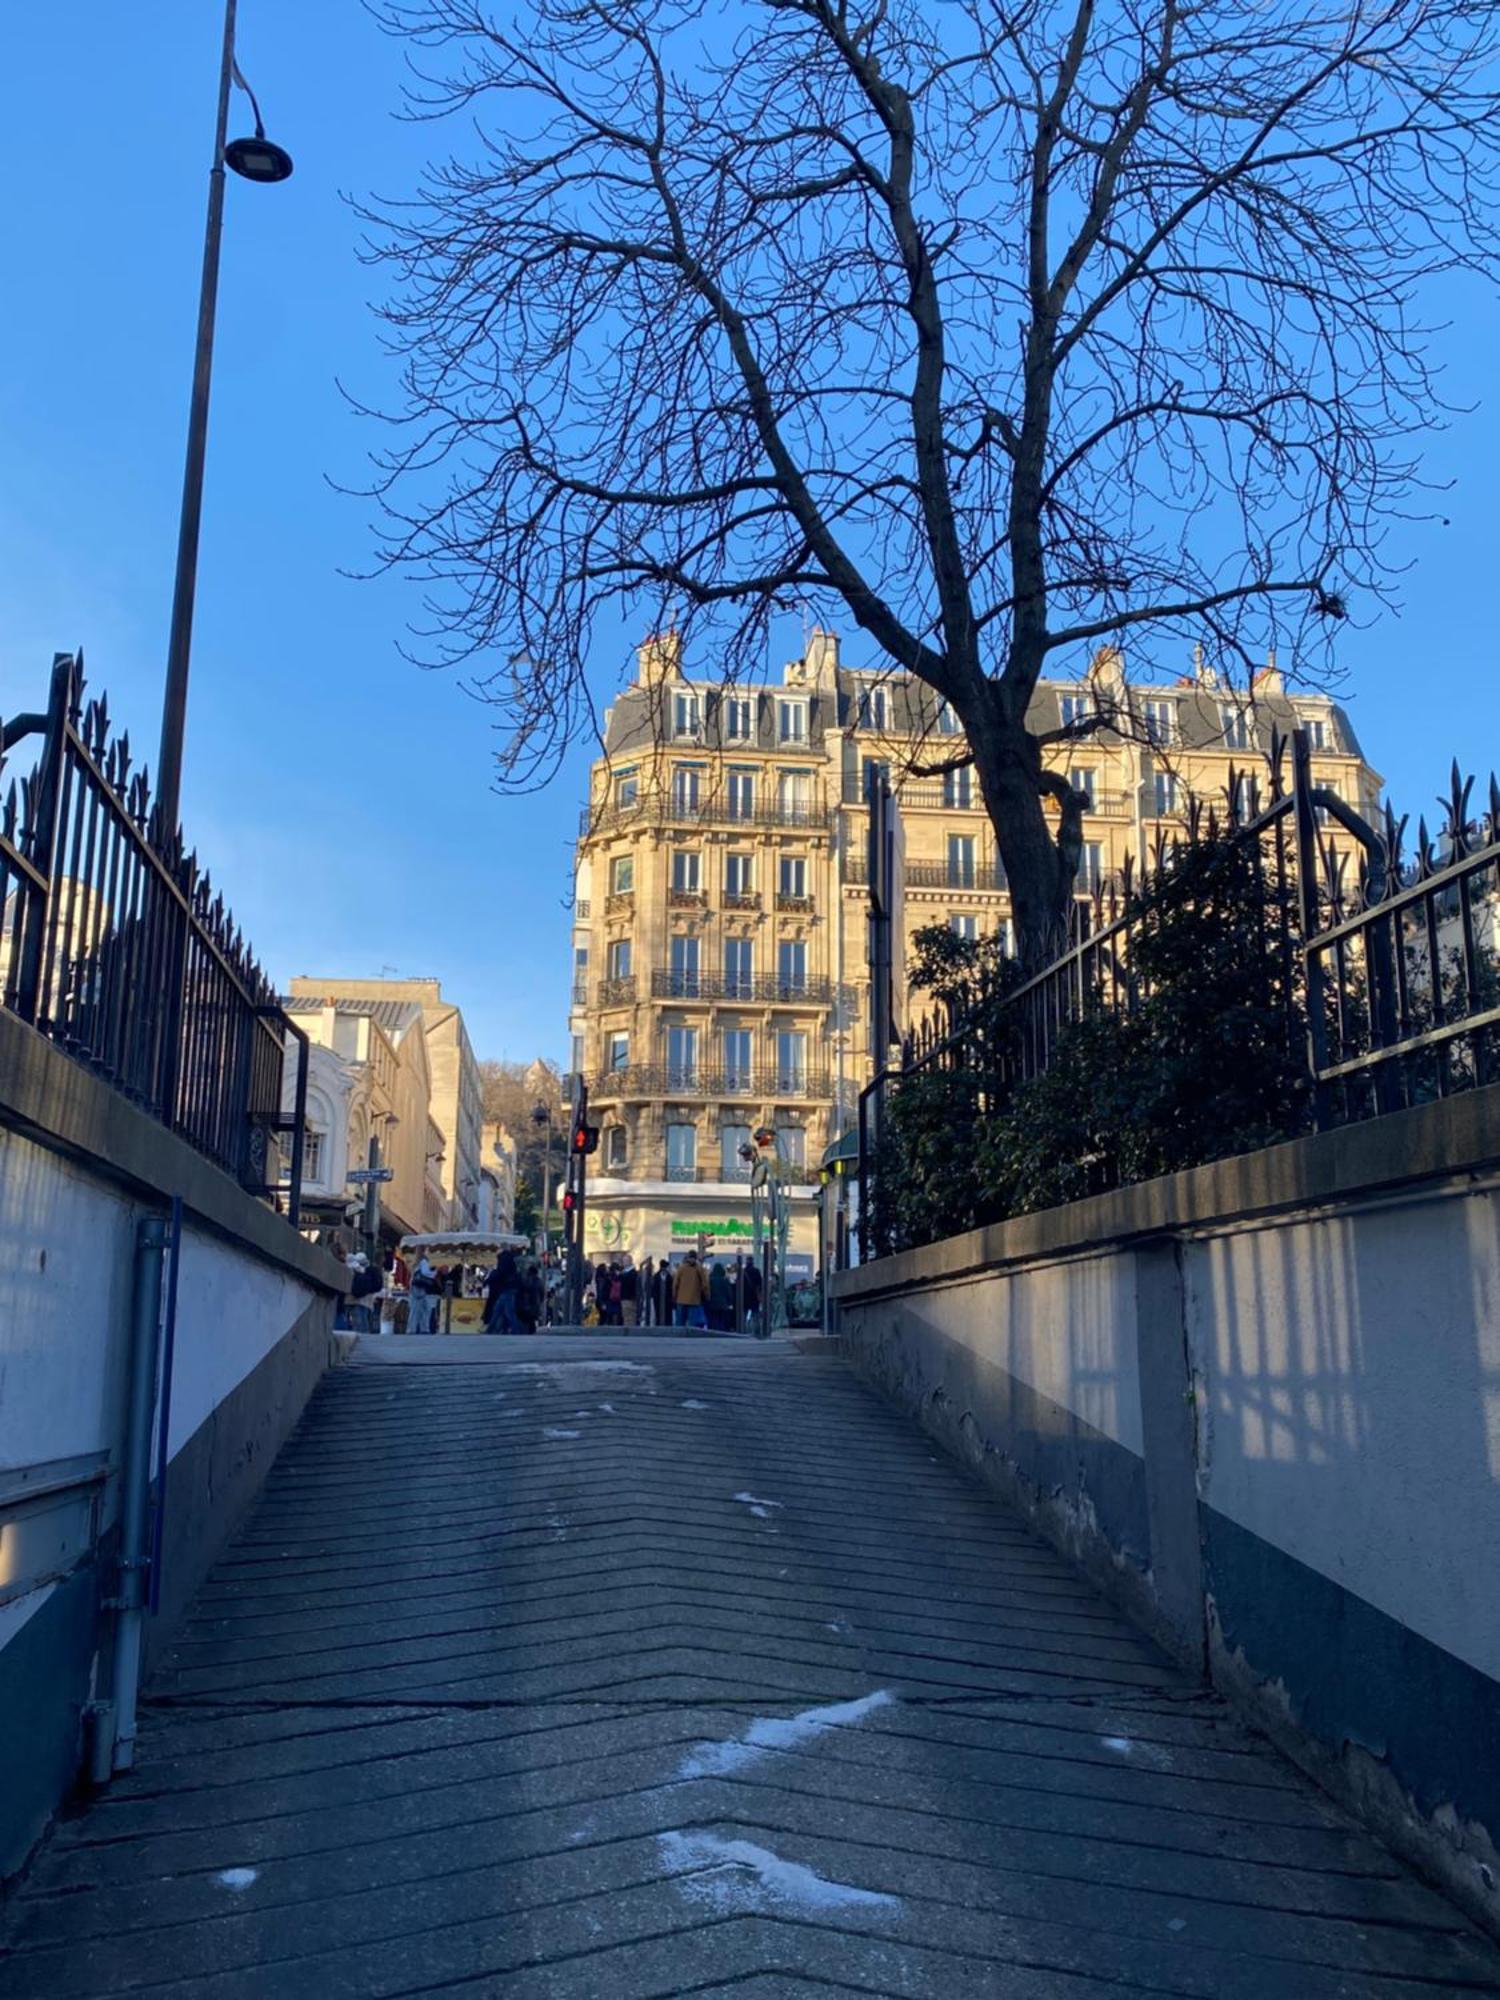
568;629;1382;1268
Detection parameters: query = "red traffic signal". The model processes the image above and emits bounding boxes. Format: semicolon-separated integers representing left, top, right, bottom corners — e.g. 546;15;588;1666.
572;1123;600;1154
561;1188;577;1213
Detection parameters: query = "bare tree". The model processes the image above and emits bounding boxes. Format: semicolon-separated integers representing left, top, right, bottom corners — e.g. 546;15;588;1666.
361;0;1500;959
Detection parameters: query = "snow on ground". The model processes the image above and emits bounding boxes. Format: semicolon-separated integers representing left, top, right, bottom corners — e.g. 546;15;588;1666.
507;1360;656;1391
543;1427;582;1440
732;1492;783;1520
216;1869;258;1891
658;1830;900;1917
678;1689;894;1779
681;1399;711;1410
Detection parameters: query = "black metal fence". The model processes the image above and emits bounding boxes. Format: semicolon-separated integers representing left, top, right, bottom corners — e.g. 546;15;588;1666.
859;729;1500;1256
1;653;305;1214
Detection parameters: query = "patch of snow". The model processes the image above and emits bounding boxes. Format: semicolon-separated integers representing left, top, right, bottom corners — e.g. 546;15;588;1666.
678;1688;894;1779
1167;1918;1187;1932
825;1615;852;1637
732;1491;783;1520
543;1427;582;1440
659;1830;899;1917
681;1398;711;1410
1100;1736;1133;1755
597;1402;616;1414
217;1868;258;1891
508;1359;654;1392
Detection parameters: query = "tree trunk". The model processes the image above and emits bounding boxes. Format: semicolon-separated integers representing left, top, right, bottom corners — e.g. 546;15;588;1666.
967;711;1075;970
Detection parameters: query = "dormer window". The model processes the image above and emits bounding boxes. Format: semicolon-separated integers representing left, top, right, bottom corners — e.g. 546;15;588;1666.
724;694;753;741
673;691;701;738
1219;703;1252;751
1060;693;1092;729
858;686;889;731
778;697;809;744
937;701;961;736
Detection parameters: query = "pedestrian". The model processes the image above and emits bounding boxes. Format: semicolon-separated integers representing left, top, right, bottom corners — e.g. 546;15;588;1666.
485;1244;522;1335
408;1251;439;1335
517;1257;543;1333
638;1257;654;1327
708;1258;732;1332
743;1256;765;1338
654;1258;674;1327
673;1250;710;1330
606;1262;626;1325
620;1259;639;1327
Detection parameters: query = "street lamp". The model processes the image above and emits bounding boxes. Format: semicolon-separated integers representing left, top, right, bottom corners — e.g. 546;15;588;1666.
155;0;293;837
531;1102;555;1248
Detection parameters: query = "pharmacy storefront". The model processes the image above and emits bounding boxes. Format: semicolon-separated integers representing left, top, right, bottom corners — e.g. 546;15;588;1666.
583;1177;822;1282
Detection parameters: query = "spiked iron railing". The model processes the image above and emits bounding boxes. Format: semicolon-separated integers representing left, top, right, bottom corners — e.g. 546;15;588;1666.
1;654;305;1213
858;729;1500;1255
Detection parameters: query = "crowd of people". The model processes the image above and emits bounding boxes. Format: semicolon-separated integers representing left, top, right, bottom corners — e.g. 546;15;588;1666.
336;1241;766;1336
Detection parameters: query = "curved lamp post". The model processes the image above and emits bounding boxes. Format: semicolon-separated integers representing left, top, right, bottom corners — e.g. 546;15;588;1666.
155;0;292;836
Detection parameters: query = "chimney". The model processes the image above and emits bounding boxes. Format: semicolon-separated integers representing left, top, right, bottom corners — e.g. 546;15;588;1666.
802;627;840;691
1253;649;1284;696
636;628;683;686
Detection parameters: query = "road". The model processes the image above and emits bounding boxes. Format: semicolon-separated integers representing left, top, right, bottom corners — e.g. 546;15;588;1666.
3;1332;1497;1998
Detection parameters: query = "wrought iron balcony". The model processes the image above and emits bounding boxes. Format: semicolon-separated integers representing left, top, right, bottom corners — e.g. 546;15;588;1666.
775;892;816;914
723;891;761;912
843;856;1007;892
580;793;831;841
650;970;833;1005
667;886;707;908
592;1063;832;1101
597;975;637;1007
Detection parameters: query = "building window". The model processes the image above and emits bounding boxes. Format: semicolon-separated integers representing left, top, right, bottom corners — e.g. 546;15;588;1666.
858;686;889;731
724;938;754;999
778;855;807;899
610;854;634;894
776;1030;808;1093
1315;780;1339;828
778;698;808;744
942;766;973;808
1219;704;1251;751
1069;766;1096;808
949;915;977;941
671;764;702;814
673;690;701;738
997;918;1015;959
937;701;961;736
726;767;755;821
607;1032;629;1072
607;937;632;981
571;1033;584;1080
721;1122;752;1179
1152;771;1179;817
1233;772;1257;820
670;850;702;894
666;1122;697;1180
1060;692;1092;728
947;834;976;888
1141;699;1175;747
777;1125;807;1169
862;757;891;802
725;695;753;742
291;1128;323;1184
668;934;700;996
604;1125;628;1170
722;1029;753;1090
725;852;753;897
667;1026;699;1089
1081;841;1103;891
777;769;813;820
572;944;589;1005
777;939;807;995
1305;717;1329;751
614;768;639;808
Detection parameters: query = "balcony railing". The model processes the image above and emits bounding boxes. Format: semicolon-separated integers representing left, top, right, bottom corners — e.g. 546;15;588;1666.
723;891;761;912
843;857;1007;892
592;1063;832;1101
775;892;815;914
843;777;1136;820
580;793;830;841
667;886;707;908
604;890;634;915
651;1161;823;1185
597;975;637;1006
650;970;833;1005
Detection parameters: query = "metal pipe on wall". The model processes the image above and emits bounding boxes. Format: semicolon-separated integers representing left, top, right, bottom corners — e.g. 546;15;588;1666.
111;1216;168;1773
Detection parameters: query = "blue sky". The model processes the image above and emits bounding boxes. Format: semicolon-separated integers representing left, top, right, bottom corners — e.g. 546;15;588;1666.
2;3;1498;1066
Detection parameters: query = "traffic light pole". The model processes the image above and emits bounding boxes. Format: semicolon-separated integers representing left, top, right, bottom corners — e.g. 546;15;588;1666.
567;1081;590;1325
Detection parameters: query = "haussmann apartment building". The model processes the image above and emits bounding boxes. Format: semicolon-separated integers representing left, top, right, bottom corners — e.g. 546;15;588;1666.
568;629;1382;1277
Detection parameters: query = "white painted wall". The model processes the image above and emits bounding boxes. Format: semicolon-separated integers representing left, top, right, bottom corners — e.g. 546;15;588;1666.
1186;1186;1500;1683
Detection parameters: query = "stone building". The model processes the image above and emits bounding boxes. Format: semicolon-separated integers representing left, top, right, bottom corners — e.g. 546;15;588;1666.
568;629;1383;1272
286;977;482;1230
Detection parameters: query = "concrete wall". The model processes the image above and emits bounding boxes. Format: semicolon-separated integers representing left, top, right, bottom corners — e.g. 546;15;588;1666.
0;1011;344;1880
833;1086;1500;1939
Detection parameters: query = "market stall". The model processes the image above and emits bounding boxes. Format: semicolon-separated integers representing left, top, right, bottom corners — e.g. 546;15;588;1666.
395;1229;530;1332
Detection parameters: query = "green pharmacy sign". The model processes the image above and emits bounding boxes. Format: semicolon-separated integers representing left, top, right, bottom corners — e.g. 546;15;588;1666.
670;1217;756;1239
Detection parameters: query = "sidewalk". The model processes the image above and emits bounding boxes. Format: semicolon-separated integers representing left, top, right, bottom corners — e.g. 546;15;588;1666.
4;1335;1497;1998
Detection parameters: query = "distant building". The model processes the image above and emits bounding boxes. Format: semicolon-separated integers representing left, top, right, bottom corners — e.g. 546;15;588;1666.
567;629;1384;1273
476;1121;519;1233
286;977;482;1229
280;994;438;1241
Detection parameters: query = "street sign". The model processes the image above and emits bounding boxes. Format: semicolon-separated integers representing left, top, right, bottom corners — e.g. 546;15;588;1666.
347;1168;394;1184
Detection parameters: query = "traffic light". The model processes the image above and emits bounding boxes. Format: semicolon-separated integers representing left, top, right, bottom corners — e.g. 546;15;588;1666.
562;1187;577;1214
572;1122;600;1155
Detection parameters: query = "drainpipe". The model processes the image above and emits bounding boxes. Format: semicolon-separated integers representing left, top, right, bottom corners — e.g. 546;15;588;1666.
111;1215;168;1773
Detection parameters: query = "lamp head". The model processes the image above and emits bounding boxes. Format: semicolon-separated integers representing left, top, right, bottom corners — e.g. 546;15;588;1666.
225;133;294;184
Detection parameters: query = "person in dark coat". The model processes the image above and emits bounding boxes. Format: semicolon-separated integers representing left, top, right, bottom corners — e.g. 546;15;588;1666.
484;1246;521;1334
